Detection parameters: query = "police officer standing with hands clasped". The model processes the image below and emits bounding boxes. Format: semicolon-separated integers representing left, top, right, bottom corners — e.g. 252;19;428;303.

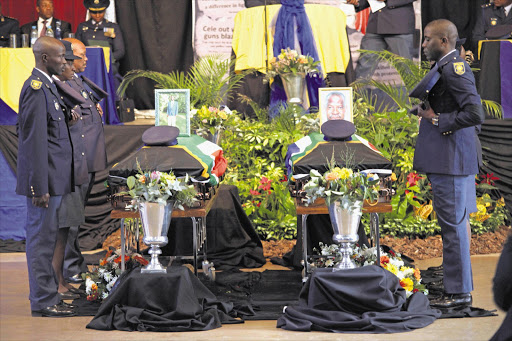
16;36;76;317
413;19;485;309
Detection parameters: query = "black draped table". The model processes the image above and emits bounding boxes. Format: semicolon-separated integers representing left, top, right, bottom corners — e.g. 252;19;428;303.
86;266;247;331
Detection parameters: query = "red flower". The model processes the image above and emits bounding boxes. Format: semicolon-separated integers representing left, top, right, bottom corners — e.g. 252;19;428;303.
480;173;499;185
114;255;130;264
407;172;421;187
413;288;419;293
256;202;261;208
389;249;395;257
250;189;260;196
258;177;272;191
280;175;288;183
133;255;149;266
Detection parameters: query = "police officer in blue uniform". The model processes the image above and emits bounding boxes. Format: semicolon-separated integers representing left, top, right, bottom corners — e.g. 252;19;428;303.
413;19;485;309
75;0;124;86
473;0;512;50
16;36;75;317
0;4;20;47
62;38;108;283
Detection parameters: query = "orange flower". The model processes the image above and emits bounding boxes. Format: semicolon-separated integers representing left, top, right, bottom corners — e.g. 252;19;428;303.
380;255;390;266
91;283;98;290
413;268;421;281
114;255;130;264
325;172;339;181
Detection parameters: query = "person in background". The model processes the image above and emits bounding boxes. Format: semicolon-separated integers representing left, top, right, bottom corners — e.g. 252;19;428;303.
325;92;346;121
20;0;71;39
16;36;75;317
76;0;125;89
51;40;88;301
0;3;20;47
472;0;512;52
346;0;416;80
167;95;178;126
413;19;485;309
62;38;108;284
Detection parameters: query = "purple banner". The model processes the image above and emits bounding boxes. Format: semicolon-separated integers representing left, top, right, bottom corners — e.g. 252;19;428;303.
500;41;512;119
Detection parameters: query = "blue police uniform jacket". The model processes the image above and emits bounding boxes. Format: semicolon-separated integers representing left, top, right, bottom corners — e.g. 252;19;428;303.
356;0;416;35
75;19;125;62
68;74;108;173
413;50;485;176
16;69;73;197
0;15;20;47
473;3;512;46
167;100;178;117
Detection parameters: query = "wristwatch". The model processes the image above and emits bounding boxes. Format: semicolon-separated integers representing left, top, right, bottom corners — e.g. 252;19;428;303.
431;114;439;126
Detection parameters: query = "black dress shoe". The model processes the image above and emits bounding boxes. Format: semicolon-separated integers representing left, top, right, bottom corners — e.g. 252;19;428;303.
428;265;443;271
32;304;76;317
60;301;77;309
59;291;80;300
430;293;472;308
67;274;84;284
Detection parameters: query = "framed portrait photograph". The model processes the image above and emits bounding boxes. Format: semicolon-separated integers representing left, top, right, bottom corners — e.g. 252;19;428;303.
318;87;353;124
155;89;191;136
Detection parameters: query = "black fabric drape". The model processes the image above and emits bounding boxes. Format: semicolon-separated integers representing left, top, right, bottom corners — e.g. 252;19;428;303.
478;42;502;104
421;0;486;53
115;0;194;109
87;266;247;331
480;119;512;219
277;266;441;333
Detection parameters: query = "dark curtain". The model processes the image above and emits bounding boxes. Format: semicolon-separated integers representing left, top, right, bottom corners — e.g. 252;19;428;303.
421;0;487;52
115;0;194;109
2;0;87;33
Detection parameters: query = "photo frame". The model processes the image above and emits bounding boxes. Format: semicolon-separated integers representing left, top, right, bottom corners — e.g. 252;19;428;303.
155;89;191;136
319;87;353;124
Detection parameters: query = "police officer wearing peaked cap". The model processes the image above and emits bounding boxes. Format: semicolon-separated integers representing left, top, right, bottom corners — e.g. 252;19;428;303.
75;0;125;77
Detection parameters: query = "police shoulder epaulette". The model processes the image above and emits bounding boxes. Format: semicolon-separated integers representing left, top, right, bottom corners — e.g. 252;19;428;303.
30;80;42;90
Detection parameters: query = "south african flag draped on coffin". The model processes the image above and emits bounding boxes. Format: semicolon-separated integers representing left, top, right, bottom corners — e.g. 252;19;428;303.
109;135;227;186
285;133;392;179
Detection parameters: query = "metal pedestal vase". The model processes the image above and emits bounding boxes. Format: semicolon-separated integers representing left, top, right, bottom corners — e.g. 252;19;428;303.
139;201;173;273
281;72;306;106
197;129;222;145
328;201;362;270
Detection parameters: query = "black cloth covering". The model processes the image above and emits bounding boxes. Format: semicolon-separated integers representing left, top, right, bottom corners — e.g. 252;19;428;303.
162;185;266;270
491;233;512;341
86;266;247;331
277;266;441;333
115;0;194;110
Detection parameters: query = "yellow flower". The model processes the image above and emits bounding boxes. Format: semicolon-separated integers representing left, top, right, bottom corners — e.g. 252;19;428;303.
496;198;505;207
400;278;414;291
385;263;398;276
337;168;353;180
218;111;228;120
391;173;397;181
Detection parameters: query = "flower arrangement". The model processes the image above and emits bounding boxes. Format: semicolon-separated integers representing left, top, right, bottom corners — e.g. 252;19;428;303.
191;105;237;137
303;165;380;211
312;243;428;298
82;248;148;301
266;48;320;80
125;161;197;210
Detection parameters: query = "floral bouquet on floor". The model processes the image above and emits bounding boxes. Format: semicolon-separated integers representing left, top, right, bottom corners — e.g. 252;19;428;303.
125;161;197;210
312;243;428;298
191;105;238;141
265;47;320;81
82;248;148;301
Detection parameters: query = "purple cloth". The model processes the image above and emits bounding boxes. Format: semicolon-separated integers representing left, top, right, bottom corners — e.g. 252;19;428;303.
500;41;512;119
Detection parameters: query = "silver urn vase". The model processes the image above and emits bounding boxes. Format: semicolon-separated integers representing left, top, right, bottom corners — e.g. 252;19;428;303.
281;72;306;106
139;201;173;273
328;200;362;270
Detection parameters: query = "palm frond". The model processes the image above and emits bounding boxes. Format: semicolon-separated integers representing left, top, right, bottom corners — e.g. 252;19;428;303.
482;100;503;119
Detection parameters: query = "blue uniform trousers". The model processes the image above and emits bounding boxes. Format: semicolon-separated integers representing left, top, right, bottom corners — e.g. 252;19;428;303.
428;174;477;294
25;196;62;311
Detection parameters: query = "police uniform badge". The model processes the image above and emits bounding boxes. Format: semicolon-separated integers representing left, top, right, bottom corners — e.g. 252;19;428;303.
81;90;89;99
453;62;465;75
30;80;42;90
491;18;497;26
94;0;100;3
54;101;60;110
